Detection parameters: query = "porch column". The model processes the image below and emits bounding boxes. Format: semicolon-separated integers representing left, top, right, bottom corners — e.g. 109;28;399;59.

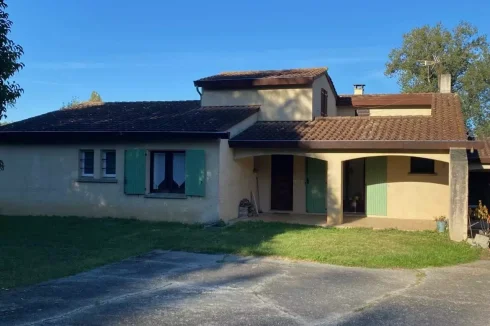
449;148;468;241
327;159;343;225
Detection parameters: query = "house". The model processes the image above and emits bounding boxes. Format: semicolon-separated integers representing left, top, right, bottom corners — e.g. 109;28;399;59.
0;68;479;241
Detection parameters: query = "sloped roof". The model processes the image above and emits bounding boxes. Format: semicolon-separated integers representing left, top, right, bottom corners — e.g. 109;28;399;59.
230;93;475;149
194;67;327;89
0;101;260;143
468;138;490;164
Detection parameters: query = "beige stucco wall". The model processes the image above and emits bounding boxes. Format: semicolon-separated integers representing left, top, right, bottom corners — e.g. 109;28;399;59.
217;139;255;221
201;88;313;121
338;106;432;117
387;156;449;220
312;74;338;117
0;142;221;223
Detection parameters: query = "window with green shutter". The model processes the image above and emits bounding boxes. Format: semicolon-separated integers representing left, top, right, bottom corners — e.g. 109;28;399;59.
124;149;146;195
185;150;206;197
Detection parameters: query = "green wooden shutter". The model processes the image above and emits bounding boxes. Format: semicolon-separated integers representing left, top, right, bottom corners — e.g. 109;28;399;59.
365;157;387;216
124;149;146;195
185;150;206;197
305;157;326;213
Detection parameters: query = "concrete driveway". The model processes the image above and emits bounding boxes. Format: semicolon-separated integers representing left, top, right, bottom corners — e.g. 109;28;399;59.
1;251;489;326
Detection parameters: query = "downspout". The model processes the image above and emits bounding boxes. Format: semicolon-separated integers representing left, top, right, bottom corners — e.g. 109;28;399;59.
195;86;202;99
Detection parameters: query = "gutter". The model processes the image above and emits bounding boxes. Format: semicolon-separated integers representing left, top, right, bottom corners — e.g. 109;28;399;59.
228;140;483;150
0;131;230;144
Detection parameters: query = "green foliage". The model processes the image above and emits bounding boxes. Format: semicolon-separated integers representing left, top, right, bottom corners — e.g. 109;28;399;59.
89;90;102;102
0;0;24;120
385;22;490;136
0;216;481;288
61;91;103;110
60;96;81;110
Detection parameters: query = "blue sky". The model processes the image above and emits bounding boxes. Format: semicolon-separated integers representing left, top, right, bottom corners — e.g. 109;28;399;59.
6;0;490;122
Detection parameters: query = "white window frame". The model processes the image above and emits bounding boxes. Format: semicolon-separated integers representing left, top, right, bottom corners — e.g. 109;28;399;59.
80;150;94;177
102;150;116;178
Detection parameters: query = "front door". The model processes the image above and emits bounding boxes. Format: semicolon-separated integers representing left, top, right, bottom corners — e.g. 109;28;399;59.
271;155;293;210
306;157;326;213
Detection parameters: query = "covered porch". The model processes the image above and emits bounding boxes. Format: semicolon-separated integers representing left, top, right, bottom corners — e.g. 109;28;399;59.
227;148;469;238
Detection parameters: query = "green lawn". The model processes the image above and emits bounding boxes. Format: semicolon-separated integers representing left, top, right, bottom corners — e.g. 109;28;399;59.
0;215;482;289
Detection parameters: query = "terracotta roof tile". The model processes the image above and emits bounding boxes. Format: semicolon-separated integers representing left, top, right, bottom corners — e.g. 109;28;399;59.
230;93;470;148
469;138;490;163
0;101;259;133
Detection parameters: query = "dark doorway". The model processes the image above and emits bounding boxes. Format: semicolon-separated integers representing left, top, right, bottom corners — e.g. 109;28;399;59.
469;171;490;207
343;159;366;213
271;155;293;210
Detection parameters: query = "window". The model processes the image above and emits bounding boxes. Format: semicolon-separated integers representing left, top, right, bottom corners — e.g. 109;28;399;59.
102;150;116;177
150;151;186;193
321;88;328;116
410;157;435;174
80;150;94;177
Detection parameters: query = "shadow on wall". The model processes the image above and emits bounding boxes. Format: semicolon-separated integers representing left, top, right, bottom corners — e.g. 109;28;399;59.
342;156;449;187
207;87;315;121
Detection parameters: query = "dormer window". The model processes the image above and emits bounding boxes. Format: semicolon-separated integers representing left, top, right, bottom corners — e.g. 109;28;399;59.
321;88;328;116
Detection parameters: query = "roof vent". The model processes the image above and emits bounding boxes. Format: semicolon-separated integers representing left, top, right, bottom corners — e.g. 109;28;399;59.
354;84;365;95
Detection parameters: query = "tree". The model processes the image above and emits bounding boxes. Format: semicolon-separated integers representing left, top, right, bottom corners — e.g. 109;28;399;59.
89;91;102;102
385;22;490;136
1;0;24;119
0;0;24;171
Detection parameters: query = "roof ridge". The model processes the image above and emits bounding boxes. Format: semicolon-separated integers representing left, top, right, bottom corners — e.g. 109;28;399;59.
338;93;435;97
218;67;327;75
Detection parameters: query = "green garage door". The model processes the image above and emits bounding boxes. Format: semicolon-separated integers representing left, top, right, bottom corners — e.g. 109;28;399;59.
365;157;387;216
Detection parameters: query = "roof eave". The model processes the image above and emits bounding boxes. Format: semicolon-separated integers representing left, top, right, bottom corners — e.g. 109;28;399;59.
0;131;230;144
228;140;483;150
194;77;315;89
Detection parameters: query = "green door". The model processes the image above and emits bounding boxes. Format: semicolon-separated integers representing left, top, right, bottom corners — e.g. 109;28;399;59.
306;157;326;213
365;157;387;216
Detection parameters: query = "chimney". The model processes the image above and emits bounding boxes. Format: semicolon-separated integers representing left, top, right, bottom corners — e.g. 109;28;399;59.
438;74;451;93
353;84;365;95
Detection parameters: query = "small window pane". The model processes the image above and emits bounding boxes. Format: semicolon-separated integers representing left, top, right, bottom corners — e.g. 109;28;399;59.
173;152;186;193
81;150;94;176
152;153;166;190
410;158;435;174
103;151;116;177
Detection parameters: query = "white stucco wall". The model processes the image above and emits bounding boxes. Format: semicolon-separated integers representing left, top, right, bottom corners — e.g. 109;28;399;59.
0;142;221;223
201;88;313;121
312;74;338;117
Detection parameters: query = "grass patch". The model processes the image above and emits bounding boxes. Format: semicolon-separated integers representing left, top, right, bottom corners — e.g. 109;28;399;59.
0;215;482;289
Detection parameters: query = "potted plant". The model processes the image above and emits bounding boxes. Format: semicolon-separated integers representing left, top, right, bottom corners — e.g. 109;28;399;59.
434;216;447;233
474;200;490;235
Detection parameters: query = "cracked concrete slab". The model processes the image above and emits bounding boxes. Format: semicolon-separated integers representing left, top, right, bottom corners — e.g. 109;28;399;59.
1;251;489;326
